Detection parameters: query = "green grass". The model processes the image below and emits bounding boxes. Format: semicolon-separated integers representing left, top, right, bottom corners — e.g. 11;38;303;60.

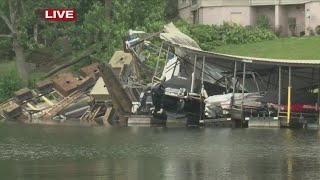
0;61;16;75
214;36;320;60
0;61;45;103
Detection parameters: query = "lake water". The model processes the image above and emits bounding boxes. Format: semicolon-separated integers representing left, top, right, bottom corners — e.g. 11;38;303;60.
1;123;320;180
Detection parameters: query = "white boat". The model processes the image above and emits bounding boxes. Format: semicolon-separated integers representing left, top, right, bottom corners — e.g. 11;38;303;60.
204;92;263;118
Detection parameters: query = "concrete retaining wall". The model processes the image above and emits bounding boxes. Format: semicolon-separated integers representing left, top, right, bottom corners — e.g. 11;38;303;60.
248;119;280;127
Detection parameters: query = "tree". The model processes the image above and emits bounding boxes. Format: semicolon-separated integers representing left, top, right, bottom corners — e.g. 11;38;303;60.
0;0;174;85
0;0;29;86
105;0;112;18
0;0;83;86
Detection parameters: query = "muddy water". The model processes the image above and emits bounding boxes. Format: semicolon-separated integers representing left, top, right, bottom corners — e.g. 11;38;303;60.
1;123;320;179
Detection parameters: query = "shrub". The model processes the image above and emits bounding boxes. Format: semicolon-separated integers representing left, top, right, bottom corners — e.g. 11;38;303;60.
177;22;277;51
307;27;315;36
0;70;22;103
0;66;43;103
274;25;283;37
316;25;320;35
256;15;271;30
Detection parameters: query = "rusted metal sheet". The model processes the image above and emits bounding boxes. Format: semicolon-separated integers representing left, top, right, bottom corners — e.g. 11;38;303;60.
78;76;95;92
53;73;79;97
53;73;94;97
80;62;100;80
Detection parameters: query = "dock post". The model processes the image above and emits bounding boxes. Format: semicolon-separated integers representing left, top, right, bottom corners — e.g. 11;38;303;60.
241;62;246;121
287;66;292;124
200;56;206;121
191;55;197;93
318;67;320;127
231;61;237;108
278;66;282;117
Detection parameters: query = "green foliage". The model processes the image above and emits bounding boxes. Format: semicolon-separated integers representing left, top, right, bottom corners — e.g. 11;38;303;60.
0;61;44;102
316;25;320;35
175;20;277;51
1;0;170;103
145;52;166;71
307;27;315;36
6;0;82;53
256;16;271;30
166;0;178;19
0;70;22;103
0;39;13;60
70;57;93;73
0;0;279;103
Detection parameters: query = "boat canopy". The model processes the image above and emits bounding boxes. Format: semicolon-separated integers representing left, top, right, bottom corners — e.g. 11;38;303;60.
160;23;320;92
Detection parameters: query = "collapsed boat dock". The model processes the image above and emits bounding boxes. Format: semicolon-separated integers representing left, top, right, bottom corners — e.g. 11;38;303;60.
155;23;320;128
1;23;320;129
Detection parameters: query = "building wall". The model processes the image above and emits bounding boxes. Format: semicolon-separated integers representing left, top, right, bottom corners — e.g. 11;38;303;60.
200;6;252;26
286;4;305;36
179;5;193;23
178;0;320;36
199;0;320;6
305;1;320;34
251;0;278;6
276;5;289;36
252;6;276;28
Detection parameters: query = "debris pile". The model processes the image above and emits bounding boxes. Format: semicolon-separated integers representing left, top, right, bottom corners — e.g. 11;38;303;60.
0;50;146;126
2;24;319;128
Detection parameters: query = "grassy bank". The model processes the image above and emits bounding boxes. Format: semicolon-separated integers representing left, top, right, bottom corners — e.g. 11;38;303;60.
215;36;320;60
0;61;44;103
0;62;22;103
0;61;16;74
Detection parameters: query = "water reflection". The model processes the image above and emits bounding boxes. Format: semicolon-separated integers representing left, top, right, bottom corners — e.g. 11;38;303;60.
1;124;320;179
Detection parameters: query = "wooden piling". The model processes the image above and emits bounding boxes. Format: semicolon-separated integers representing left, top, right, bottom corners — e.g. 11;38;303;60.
98;63;132;125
